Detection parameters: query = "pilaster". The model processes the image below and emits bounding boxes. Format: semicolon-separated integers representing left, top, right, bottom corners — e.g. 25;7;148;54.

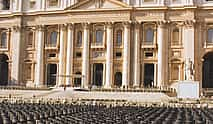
34;25;45;87
11;26;22;85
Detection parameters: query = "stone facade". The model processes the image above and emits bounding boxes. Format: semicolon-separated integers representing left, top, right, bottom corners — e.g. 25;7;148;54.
0;0;213;91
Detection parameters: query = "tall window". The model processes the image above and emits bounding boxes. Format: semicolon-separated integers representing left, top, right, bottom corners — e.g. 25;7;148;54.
27;31;34;47
2;0;10;10
172;28;180;45
49;31;57;47
0;32;7;48
145;28;154;43
95;30;103;44
208;28;213;43
77;31;82;46
116;30;122;46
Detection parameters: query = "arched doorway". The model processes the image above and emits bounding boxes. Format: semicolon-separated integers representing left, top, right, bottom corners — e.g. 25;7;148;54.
74;72;82;87
93;63;103;87
203;52;213;88
114;72;122;87
0;54;8;86
46;64;57;86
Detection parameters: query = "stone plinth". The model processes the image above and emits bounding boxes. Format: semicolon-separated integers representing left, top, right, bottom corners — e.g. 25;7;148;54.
177;81;199;99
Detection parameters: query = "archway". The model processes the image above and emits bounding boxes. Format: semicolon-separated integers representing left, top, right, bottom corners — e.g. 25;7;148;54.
46;64;57;86
114;72;122;87
0;54;8;86
203;52;213;88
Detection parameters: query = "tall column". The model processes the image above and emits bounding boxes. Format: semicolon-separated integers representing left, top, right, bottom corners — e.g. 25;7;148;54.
157;22;168;87
11;26;22;85
58;24;67;86
0;0;3;10
41;0;46;10
82;23;90;88
35;25;45;87
65;24;74;86
122;22;131;88
183;21;195;80
18;0;22;11
105;23;113;88
133;22;141;88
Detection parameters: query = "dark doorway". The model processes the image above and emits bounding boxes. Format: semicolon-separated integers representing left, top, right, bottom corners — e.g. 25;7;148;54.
144;63;154;87
93;63;103;87
114;72;122;87
74;72;82;87
46;64;57;86
0;54;8;86
203;53;213;88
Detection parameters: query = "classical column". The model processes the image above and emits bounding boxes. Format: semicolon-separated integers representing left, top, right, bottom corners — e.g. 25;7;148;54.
157;22;168;87
133;22;141;88
65;24;74;86
178;65;182;81
41;0;46;10
122;22;131;88
82;23;90;88
0;0;3;10
58;24;67;87
11;26;22;85
105;23;113;88
34;25;45;87
183;20;195;64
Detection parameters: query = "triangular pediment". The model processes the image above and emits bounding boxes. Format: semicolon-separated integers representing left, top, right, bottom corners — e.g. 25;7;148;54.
65;0;129;10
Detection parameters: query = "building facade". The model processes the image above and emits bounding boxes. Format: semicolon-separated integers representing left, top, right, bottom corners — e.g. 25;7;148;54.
0;0;213;91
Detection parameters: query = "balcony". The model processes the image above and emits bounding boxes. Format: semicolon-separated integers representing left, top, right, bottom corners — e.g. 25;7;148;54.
204;41;213;48
45;44;57;49
91;42;105;49
141;41;157;48
0;45;7;51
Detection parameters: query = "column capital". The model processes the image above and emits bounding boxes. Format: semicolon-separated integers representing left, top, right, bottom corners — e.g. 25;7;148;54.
82;22;90;29
183;20;196;28
67;23;74;30
105;22;114;29
59;24;67;31
36;25;45;31
12;26;21;32
123;21;131;28
157;20;168;28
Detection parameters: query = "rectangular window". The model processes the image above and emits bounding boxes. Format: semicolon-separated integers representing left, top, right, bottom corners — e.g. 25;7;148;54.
116;52;122;58
76;52;82;58
0;32;7;49
48;0;59;7
95;30;103;44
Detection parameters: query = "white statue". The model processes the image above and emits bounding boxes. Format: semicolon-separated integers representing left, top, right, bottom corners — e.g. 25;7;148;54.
184;58;194;81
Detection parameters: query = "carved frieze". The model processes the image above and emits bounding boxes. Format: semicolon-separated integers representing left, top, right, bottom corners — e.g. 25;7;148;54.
135;11;165;22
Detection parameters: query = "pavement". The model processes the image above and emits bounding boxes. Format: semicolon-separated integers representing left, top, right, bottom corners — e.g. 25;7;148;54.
0;88;174;103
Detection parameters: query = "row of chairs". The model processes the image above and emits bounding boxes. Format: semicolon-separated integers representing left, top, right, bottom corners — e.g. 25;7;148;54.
0;102;213;124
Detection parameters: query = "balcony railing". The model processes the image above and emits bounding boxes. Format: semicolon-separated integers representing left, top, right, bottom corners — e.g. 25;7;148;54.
45;44;57;49
141;41;157;48
91;42;104;48
0;45;7;49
